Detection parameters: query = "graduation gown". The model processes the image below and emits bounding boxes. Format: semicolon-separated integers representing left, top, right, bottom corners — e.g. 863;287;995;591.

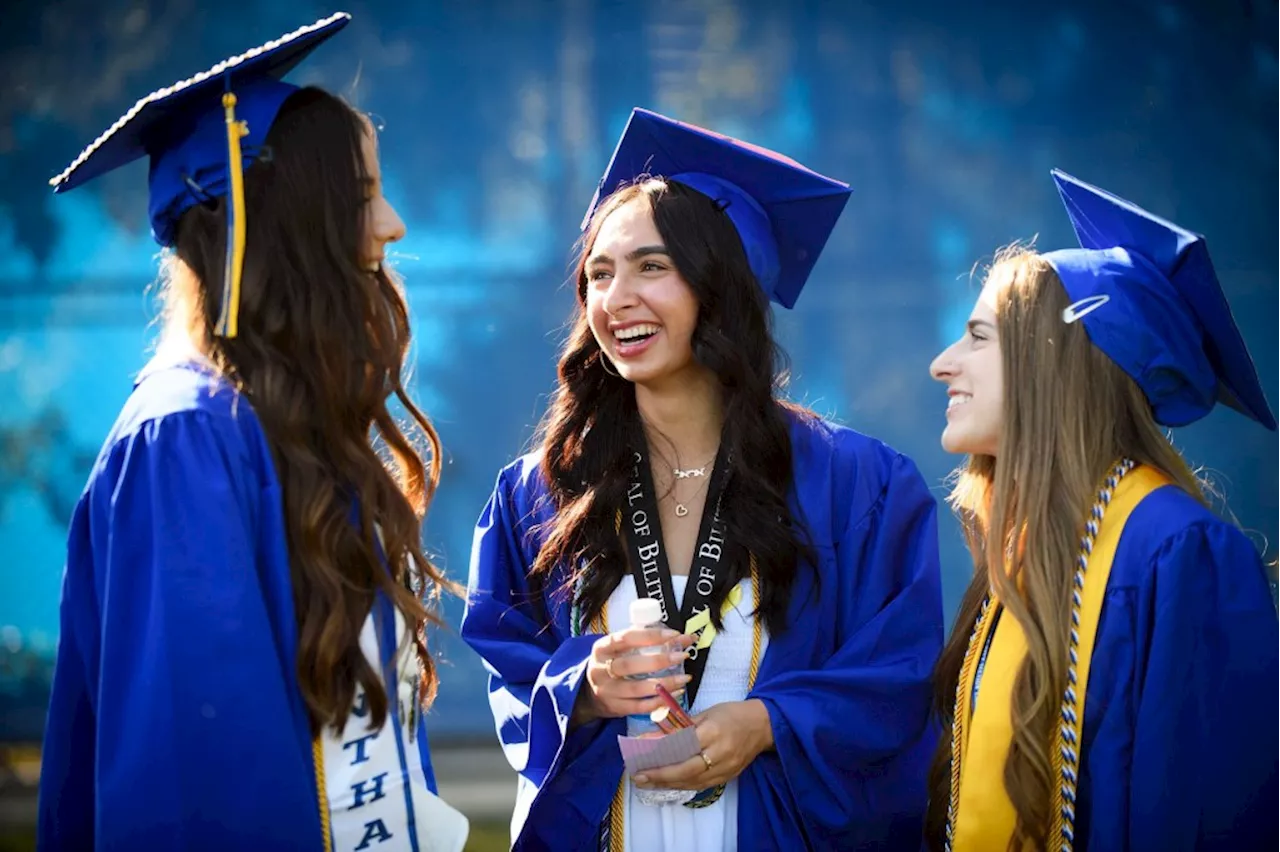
460;412;945;850
1071;484;1279;849
37;357;450;851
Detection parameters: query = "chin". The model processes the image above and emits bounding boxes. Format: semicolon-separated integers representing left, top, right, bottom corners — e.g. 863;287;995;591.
941;428;995;458
618;365;668;387
609;352;672;387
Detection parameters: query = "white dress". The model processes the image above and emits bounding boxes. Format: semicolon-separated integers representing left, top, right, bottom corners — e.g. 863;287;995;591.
605;575;767;852
318;605;469;852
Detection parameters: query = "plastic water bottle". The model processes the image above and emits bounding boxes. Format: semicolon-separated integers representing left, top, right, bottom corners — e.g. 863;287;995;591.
623;597;684;730
624;598;694;806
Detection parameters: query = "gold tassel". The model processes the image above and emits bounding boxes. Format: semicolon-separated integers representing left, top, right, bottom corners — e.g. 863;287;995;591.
215;91;248;338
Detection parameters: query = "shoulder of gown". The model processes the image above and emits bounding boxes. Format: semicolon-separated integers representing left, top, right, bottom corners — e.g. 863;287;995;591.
785;407;938;545
1084;479;1278;850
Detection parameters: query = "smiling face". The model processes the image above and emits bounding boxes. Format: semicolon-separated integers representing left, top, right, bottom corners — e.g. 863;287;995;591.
930;271;1006;457
583;194;706;391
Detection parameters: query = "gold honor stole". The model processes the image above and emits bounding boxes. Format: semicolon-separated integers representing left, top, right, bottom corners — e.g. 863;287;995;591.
950;464;1169;851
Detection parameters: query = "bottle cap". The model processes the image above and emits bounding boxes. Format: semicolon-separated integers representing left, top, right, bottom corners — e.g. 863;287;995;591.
629;597;663;627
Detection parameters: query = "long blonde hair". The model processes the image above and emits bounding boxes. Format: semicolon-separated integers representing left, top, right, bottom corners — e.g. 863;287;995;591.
924;247;1207;850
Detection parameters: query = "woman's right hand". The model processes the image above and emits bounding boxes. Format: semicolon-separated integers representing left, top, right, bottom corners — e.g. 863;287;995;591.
572;627;695;726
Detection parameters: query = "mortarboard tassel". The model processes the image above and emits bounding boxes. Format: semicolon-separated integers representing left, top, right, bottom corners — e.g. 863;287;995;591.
215;91;249;338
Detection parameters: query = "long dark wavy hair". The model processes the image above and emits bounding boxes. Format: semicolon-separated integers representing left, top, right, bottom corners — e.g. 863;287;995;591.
163;86;455;735
532;178;816;634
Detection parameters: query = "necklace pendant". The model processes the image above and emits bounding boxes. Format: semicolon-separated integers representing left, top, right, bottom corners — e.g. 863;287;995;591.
673;466;707;479
675;503;689;517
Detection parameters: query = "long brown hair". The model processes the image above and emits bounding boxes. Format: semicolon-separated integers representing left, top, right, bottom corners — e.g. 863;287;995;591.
532;178;816;634
163;87;455;735
924;247;1207;850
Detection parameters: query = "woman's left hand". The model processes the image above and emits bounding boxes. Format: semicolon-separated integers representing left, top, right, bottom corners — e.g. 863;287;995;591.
634;699;775;791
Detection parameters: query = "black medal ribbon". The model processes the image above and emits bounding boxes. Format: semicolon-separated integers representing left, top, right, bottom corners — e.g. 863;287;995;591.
621;438;733;707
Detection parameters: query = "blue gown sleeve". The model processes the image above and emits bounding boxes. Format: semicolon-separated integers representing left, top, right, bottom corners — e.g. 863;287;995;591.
459;465;622;850
37;565;97;848
1127;521;1279;850
747;451;944;848
37;411;321;851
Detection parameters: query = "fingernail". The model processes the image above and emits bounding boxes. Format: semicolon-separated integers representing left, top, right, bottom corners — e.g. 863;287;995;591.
668;651;686;663
660;628;678;638
678;674;692;684
635;775;649;784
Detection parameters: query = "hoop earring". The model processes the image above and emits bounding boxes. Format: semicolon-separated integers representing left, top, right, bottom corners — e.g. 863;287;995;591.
599;355;620;378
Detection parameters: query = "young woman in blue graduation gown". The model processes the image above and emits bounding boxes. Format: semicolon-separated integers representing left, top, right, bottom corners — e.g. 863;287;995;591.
37;15;467;852
461;110;945;852
925;170;1278;851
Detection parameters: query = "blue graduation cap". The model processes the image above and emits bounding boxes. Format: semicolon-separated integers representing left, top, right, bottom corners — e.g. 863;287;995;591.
1044;169;1275;431
582;108;852;309
49;12;352;338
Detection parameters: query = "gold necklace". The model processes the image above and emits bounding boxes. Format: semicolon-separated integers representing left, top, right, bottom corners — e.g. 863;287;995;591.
652;449;715;517
670;467;713;517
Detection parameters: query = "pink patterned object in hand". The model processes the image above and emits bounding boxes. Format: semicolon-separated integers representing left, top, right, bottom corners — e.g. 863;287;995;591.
617;728;701;774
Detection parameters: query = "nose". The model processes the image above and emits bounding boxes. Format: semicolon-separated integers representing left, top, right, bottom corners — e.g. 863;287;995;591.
376;198;406;247
601;269;639;316
930;341;959;382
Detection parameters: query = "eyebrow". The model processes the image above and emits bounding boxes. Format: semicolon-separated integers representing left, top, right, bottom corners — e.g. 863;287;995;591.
967;319;996;334
586;245;670;267
626;245;669;262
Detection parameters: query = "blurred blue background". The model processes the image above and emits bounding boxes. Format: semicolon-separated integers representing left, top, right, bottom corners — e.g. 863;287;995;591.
0;0;1274;796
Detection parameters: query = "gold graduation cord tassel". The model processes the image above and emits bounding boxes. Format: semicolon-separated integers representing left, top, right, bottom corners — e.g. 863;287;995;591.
215;91;248;338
